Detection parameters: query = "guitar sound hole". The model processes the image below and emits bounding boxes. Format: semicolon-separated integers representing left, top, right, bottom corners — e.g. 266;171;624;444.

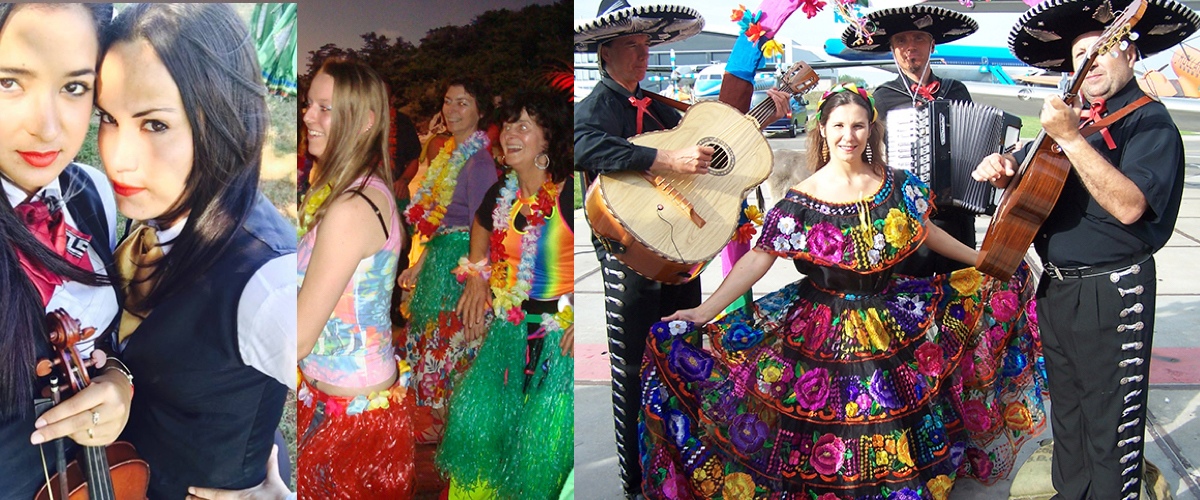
699;137;733;176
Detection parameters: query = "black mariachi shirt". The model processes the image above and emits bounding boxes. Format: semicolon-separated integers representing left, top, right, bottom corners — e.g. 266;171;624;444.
573;78;682;186
873;72;972;118
1015;80;1185;267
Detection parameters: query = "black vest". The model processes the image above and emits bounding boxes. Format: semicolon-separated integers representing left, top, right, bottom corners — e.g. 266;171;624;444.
0;164;121;500
120;193;294;500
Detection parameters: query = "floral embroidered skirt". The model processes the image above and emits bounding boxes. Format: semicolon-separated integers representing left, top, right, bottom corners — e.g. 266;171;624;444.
437;311;574;500
640;265;1048;499
402;229;482;408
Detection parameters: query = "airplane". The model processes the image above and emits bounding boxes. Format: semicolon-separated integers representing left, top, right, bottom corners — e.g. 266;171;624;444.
823;38;1042;84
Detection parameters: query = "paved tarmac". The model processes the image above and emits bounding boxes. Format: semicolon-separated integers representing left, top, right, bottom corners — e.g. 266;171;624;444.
573;135;1200;500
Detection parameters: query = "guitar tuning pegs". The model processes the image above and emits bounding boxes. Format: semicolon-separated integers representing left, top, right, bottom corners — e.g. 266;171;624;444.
1119;40;1129;52
1129;31;1140;41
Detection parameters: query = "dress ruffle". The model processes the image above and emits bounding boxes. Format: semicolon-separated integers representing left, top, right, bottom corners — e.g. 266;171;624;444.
639;169;1046;500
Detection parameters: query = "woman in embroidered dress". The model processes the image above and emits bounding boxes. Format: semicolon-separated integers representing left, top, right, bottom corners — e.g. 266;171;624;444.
297;57;413;499
437;89;574;500
0;5;134;498
641;84;1047;499
397;78;498;442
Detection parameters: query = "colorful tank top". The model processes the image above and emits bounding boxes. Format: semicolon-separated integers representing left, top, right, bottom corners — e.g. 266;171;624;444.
495;182;573;301
298;176;403;387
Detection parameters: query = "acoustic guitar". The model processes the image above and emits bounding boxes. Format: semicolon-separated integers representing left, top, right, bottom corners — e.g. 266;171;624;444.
976;0;1147;280
586;62;819;284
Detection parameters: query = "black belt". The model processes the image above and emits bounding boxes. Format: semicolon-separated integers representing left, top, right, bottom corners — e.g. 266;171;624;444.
1043;253;1151;281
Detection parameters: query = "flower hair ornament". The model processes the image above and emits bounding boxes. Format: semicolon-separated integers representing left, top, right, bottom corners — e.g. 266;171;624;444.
815;82;877;123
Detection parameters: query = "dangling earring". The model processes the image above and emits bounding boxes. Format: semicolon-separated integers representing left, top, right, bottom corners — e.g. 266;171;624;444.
864;143;873;163
821;140;829;162
535;153;550;170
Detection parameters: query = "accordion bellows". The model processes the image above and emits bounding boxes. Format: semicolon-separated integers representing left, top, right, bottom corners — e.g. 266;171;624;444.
886;101;1022;215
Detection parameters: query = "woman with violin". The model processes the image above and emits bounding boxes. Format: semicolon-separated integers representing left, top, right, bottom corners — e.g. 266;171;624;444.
97;4;295;499
0;3;136;499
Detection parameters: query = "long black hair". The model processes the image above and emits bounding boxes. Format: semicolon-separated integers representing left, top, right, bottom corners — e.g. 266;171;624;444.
104;4;267;313
0;3;113;421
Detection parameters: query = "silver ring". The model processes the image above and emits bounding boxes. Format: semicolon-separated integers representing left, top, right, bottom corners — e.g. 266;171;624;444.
91;410;100;425
87;428;94;439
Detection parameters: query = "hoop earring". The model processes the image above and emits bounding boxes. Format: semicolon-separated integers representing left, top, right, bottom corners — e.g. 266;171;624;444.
535;153;550;170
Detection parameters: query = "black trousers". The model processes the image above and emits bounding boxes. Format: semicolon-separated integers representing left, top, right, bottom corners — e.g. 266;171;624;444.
593;238;701;495
1037;256;1154;500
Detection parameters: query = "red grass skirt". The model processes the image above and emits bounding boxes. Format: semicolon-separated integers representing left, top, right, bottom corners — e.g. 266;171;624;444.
298;377;415;499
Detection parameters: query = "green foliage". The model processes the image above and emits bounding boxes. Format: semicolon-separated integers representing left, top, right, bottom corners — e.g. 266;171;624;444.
836;75;868;88
301;0;571;125
267;95;298;156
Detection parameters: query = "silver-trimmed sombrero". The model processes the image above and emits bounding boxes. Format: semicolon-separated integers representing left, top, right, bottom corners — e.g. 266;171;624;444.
574;0;705;53
1009;0;1200;72
841;5;978;52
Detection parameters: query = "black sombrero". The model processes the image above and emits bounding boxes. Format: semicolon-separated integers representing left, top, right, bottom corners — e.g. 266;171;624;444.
841;5;978;52
574;0;705;53
1009;0;1200;72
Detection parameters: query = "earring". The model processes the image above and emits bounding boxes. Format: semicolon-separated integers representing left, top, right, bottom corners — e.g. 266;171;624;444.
535;153;550;170
864;143;873;163
821;140;829;162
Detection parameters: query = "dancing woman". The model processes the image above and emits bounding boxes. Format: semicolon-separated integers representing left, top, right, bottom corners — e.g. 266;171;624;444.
297;57;414;499
438;89;574;500
641;84;1046;499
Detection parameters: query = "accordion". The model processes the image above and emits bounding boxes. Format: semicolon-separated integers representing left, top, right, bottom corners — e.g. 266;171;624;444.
886;101;1022;215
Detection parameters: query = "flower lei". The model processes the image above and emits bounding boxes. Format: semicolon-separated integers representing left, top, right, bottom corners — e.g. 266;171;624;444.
298;182;332;238
489;172;559;325
404;130;489;237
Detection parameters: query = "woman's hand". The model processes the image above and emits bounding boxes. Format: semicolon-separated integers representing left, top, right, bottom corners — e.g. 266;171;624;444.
455;274;491;329
662;306;717;326
559;325;574;357
396;256;424;290
31;370;132;446
187;444;291;500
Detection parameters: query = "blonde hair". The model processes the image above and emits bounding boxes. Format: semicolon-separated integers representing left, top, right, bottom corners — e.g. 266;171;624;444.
302;57;393;233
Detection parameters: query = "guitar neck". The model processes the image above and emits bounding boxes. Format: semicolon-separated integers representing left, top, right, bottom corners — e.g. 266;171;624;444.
82;445;116;500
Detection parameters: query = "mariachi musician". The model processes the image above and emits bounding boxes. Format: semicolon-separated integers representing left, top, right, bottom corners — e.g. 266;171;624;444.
973;0;1198;496
573;0;786;496
842;4;981;276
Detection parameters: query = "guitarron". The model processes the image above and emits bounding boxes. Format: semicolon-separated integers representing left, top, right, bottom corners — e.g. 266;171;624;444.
587;62;819;284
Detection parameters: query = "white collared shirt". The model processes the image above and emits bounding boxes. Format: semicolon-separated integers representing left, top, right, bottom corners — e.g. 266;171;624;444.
149;217;297;388
2;164;119;359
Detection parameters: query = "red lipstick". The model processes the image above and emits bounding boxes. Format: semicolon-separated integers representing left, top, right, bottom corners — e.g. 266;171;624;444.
18;151;58;168
111;182;145;197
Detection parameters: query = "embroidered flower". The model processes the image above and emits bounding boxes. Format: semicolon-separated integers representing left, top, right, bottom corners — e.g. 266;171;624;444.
845;401;859;418
873;233;886;249
809;433;846;475
869;370;901;409
948;441;967;469
667;409;692;448
729;413;769;453
789;231;807;251
962;400;991;432
988;325;1007;348
915;198;929;217
1004;402;1033;431
791;303;833;350
876;450;891;466
668;340;714;383
807;222;846;262
1002;346;1028;378
888;488;921;500
726;323;764;351
662;464;685;499
773;234;793;252
1027;300;1038;327
669;320;690;336
651;322;672;342
723;472;755;499
794;367;831;410
883;208;913;248
897;432;915;467
950;269;983;296
915;342;946;377
928;475;954;500
864;308;890;351
990;290;1019;323
967;447;995;479
777;215;797;235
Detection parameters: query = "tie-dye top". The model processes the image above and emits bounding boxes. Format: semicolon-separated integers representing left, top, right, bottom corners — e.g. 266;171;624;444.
478;178;574;301
298;176;403;387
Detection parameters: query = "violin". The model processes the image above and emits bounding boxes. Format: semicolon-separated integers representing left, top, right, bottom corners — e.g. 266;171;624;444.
33;309;149;500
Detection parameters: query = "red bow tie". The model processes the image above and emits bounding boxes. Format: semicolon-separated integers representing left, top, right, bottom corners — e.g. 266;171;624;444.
14;197;93;306
1079;99;1116;150
910;81;940;101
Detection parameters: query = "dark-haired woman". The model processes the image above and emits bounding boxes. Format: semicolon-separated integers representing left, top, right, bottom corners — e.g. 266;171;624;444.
397;79;498;442
639;84;1046;498
438;89;573;500
0;4;133;499
97;4;294;499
